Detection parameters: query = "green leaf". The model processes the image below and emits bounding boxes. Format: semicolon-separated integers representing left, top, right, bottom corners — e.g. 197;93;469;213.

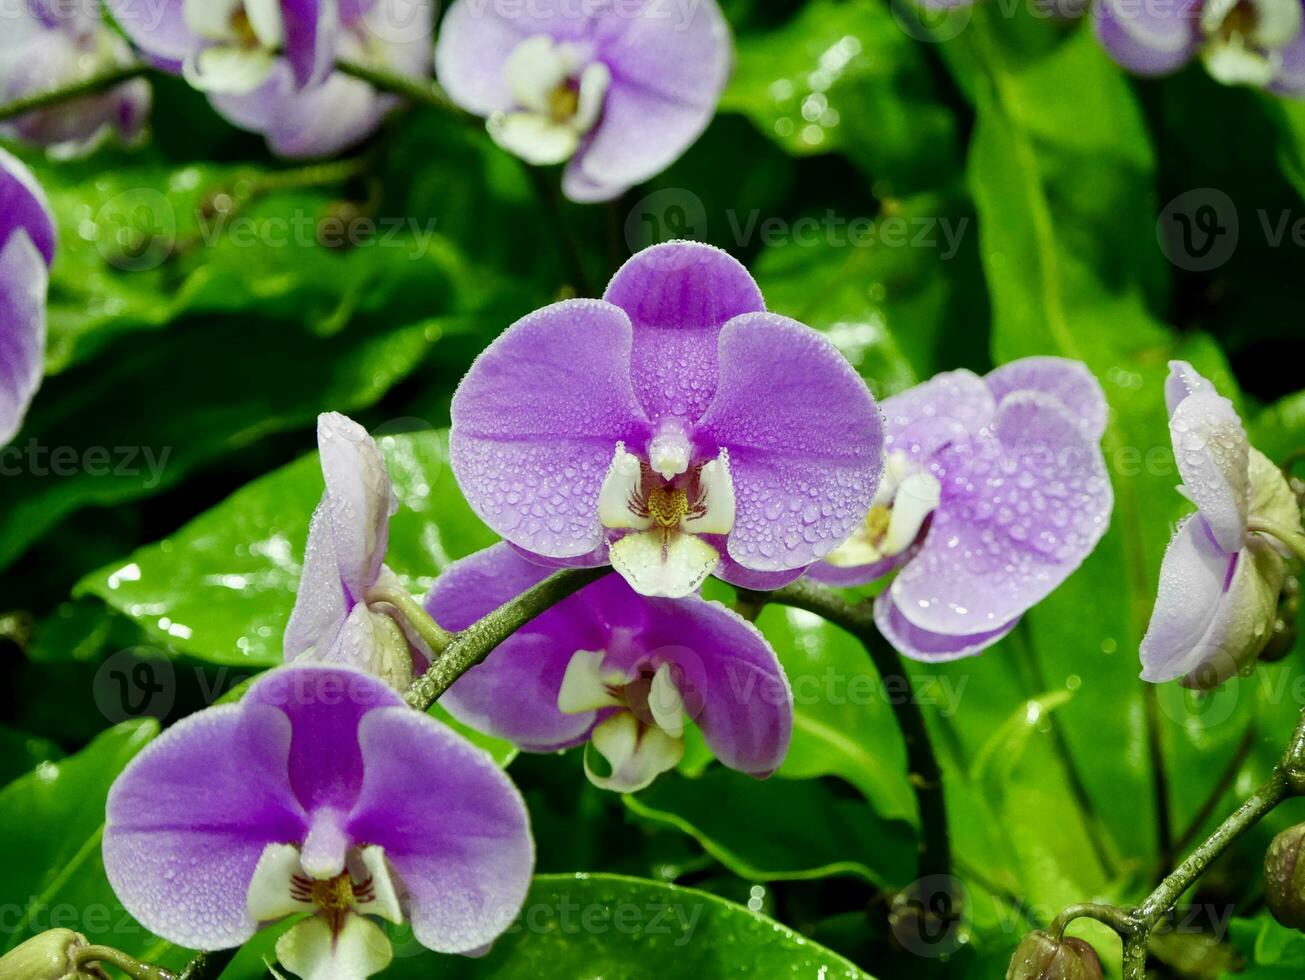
0;725;62;786
0;314;443;572
721;0;959;193
623;768;916;888
0;719;190;969
380;874;874;979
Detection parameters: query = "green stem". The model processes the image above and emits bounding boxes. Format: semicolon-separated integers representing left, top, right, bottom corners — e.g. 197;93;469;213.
74;946;176;980
1053;706;1305;979
176;949;238;980
1248;518;1305;563
335;59;467;117
364;584;454;654
1049;903;1135;941
751;578;952;879
405;566;610;710
0;63;149;124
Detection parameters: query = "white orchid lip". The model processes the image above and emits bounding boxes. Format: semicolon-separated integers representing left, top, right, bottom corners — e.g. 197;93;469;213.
1200;0;1301;85
182;0;284;95
826;450;940;569
248;842;403;980
488;34;610;166
558;650;691;792
598;442;735;598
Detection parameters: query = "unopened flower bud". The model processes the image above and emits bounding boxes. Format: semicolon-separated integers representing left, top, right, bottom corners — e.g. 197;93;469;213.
1006;930;1103;980
0;930;107;980
1266;823;1305;929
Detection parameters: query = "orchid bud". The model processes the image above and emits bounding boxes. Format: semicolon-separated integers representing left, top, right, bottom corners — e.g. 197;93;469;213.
1266;824;1305;929
0;930;107;980
1006;931;1104;980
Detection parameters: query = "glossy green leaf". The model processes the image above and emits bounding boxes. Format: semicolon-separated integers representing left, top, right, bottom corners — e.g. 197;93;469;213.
623;768;916;888
722;0;959;193
0;719;189;969
383;874;874;980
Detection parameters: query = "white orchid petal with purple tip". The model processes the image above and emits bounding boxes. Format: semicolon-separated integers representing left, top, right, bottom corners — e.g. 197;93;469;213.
285;413;428;688
435;0;732;202
1140;362;1304;688
104;665;533;973
450;242;883;598
426;543;793;792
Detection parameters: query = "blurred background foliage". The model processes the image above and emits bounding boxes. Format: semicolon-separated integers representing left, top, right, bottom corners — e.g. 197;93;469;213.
4;0;1305;976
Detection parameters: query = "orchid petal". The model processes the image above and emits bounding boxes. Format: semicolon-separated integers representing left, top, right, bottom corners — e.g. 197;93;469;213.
451;299;650;559
695;312;883;575
1169;382;1249;554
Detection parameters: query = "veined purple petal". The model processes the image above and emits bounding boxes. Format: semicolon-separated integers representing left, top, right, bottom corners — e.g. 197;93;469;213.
347;708;533;954
887;392;1112;645
639;595;792;776
1168;384;1249;554
451;299;650;559
985;357;1108;441
245;664;405;814
712;552;809;592
0;147;56;265
282;0;338;87
806;550;910;587
104;704;308;950
874;591;1018;662
603;242;765;422
1092;0;1199;75
695;312;883;574
1140;516;1285;687
428;544;603;750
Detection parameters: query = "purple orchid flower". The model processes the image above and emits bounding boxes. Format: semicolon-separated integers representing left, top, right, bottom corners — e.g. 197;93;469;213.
449;241;884;600
1140;362;1305;689
104;664;533;978
0;1;151;155
0;147;55;447
427;543;792;792
285;412;432;689
812;357;1113;662
435;0;732;202
1093;0;1305;94
210;0;435;158
107;0;338;95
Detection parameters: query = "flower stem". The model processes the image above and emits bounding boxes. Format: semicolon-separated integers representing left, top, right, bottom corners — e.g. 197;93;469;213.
176;949;238;980
74;946;176;980
1053;705;1305;979
335;59;467;118
0;63;149;124
405;566;610;711
1248;518;1305;563
364;584;455;654
749;578;952;880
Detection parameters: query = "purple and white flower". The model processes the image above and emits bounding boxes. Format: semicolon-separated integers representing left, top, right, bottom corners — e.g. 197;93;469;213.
1140;362;1305;688
427;543;792;792
1093;0;1305;94
0;0;151;155
107;0;337;95
813;357;1113;662
285;412;431;689
435;0;732;202
449;241;884;600
0;148;55;447
212;0;435;158
104;664;533;978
